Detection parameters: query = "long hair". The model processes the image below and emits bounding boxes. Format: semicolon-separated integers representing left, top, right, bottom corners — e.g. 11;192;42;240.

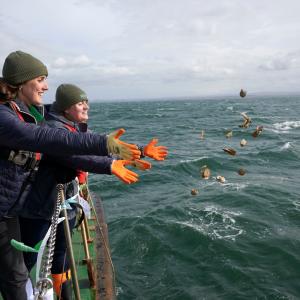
0;78;19;102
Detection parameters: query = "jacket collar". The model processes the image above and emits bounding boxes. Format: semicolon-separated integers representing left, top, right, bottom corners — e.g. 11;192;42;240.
48;105;88;132
13;99;45;117
47;107;77;129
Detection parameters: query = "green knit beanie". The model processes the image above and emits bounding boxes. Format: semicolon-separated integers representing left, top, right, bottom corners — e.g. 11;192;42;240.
2;50;48;86
52;84;88;113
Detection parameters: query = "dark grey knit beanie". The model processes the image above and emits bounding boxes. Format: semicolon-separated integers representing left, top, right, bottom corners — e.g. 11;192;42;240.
52;84;88;112
2;50;48;86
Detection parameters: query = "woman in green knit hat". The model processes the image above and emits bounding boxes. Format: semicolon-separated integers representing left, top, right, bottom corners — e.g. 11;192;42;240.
2;50;49;105
0;50;50;300
20;84;107;299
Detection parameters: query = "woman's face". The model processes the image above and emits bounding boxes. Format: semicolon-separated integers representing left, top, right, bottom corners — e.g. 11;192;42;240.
18;76;48;106
65;100;89;123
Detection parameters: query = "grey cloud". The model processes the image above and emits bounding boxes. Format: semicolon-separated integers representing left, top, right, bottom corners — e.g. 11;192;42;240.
2;0;300;100
258;51;300;71
259;59;290;71
51;55;92;69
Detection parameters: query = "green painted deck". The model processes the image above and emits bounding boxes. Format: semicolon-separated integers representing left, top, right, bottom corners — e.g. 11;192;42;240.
72;222;98;300
64;192;116;300
65;192;116;300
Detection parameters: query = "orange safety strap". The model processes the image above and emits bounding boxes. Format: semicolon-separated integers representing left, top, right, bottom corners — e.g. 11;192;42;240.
63;123;76;132
64;123;88;184
9;101;25;122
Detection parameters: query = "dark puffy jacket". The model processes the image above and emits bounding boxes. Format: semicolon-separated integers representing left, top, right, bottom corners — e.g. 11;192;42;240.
20;108;113;220
0;100;109;220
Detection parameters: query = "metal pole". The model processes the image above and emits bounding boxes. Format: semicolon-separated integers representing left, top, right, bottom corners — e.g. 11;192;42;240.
60;190;81;300
81;221;96;288
80;183;93;243
83;215;93;243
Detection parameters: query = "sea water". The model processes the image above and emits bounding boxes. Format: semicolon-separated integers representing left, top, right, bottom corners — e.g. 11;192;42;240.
88;95;300;300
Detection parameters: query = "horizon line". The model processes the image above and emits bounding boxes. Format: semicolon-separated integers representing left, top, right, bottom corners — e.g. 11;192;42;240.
87;91;300;103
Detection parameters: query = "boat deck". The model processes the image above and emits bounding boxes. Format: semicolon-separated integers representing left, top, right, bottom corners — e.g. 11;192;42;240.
73;192;115;300
0;192;115;300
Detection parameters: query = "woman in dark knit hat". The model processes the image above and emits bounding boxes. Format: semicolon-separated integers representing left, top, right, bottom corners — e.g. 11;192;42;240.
0;51;142;299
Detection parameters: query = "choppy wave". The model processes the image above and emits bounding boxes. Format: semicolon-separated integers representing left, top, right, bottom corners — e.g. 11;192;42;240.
115;287;124;296
90;96;300;300
221;182;248;191
292;200;300;211
280;142;292;150
272;120;300;132
157;107;177;111
247;147;298;162
179;157;208;163
205;177;249;191
142;113;164;118
177;205;243;241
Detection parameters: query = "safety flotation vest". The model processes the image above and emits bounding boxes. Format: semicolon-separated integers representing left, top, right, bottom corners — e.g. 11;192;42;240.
0;101;42;171
63;122;87;184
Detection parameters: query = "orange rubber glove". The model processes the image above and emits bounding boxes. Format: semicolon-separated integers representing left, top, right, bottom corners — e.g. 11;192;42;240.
111;160;139;184
143;139;168;161
107;128;141;160
131;159;152;171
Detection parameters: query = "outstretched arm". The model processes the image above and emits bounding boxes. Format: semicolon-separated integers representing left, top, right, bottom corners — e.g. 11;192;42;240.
46;154;114;175
0;107;142;160
0;105;108;156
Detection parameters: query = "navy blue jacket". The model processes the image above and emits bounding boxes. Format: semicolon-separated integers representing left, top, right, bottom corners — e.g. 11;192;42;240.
0;100;109;219
20;108;114;219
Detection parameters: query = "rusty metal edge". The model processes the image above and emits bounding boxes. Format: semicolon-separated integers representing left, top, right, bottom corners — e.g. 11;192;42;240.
92;192;116;300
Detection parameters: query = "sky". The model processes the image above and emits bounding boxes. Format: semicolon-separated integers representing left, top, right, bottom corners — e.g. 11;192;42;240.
1;0;300;102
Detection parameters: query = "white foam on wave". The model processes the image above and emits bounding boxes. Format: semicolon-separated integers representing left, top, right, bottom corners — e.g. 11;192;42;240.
115;286;124;296
177;205;243;241
280;142;292;151
292;200;300;211
157;107;176;111
200;178;248;191
143;113;163;118
207;178;247;190
273;121;300;132
222;182;247;191
180;156;208;163
226;106;233;111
